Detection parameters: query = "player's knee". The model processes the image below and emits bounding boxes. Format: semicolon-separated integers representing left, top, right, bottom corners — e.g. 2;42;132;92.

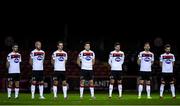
80;80;85;86
118;80;122;84
15;81;19;87
161;81;165;84
32;81;36;85
62;81;67;86
170;81;174;84
8;81;13;87
53;80;58;86
146;81;151;85
110;79;115;84
139;80;144;85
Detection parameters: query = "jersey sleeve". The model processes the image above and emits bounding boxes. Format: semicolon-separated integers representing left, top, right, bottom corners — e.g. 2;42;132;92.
78;52;82;60
92;51;95;59
108;52;113;65
7;54;11;62
160;54;163;62
19;54;22;62
65;52;68;60
52;52;55;60
172;54;175;62
30;51;33;59
138;52;142;60
152;53;154;61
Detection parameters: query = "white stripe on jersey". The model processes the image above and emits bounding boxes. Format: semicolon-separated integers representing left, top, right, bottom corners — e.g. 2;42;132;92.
108;50;124;71
52;50;67;71
138;51;154;72
7;52;21;74
30;49;45;71
79;50;95;70
160;53;175;73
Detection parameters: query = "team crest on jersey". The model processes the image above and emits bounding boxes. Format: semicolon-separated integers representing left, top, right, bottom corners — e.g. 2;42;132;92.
144;57;150;62
165;59;171;64
14;58;19;63
85;56;92;61
115;57;121;62
58;56;64;61
37;55;43;60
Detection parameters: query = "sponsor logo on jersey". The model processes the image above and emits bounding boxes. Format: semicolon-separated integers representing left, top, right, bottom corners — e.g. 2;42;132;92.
14;58;19;63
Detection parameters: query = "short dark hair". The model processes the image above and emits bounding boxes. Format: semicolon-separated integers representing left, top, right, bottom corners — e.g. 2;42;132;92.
144;42;150;45
12;43;18;47
84;41;91;46
114;42;120;47
57;41;63;46
164;44;171;49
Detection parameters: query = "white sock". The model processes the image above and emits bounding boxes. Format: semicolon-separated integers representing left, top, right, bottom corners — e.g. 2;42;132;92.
160;84;165;97
146;85;151;97
80;87;84;98
170;84;175;97
39;85;44;97
31;85;35;98
118;84;122;97
7;88;12;98
109;84;113;97
53;86;57;98
90;87;94;97
138;84;143;97
15;88;19;98
63;86;67;98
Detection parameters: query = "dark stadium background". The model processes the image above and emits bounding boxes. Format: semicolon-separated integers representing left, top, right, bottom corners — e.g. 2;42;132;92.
0;24;180;92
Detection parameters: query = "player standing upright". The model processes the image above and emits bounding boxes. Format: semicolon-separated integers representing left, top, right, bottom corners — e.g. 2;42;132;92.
51;41;68;99
29;41;45;99
77;42;96;99
159;44;176;99
6;44;21;99
137;42;154;99
108;42;125;98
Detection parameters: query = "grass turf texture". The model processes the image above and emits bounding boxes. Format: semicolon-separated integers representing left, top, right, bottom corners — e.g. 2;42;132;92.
0;91;180;105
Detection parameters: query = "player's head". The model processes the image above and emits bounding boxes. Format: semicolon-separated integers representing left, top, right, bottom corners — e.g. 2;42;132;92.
144;42;150;51
35;41;41;50
12;44;18;52
164;44;171;53
57;41;63;50
84;41;91;51
114;42;120;51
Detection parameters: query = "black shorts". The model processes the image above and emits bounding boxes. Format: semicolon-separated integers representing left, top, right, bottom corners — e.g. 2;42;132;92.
139;71;151;80
110;71;122;80
53;71;66;81
161;73;174;83
8;73;20;81
32;71;44;82
80;69;94;80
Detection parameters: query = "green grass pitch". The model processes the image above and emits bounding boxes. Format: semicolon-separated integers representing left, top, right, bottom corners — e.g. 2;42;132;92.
0;91;180;105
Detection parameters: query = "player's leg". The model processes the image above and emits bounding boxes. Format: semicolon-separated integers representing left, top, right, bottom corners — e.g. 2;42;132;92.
109;76;115;98
80;79;85;99
31;72;36;99
52;76;58;98
146;80;151;99
170;77;175;98
7;76;13;99
38;72;45;99
14;74;20;99
61;72;68;99
138;79;144;99
160;76;165;98
89;71;95;99
80;70;85;99
117;72;123;98
138;72;144;99
62;80;68;99
117;80;122;98
109;71;115;98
